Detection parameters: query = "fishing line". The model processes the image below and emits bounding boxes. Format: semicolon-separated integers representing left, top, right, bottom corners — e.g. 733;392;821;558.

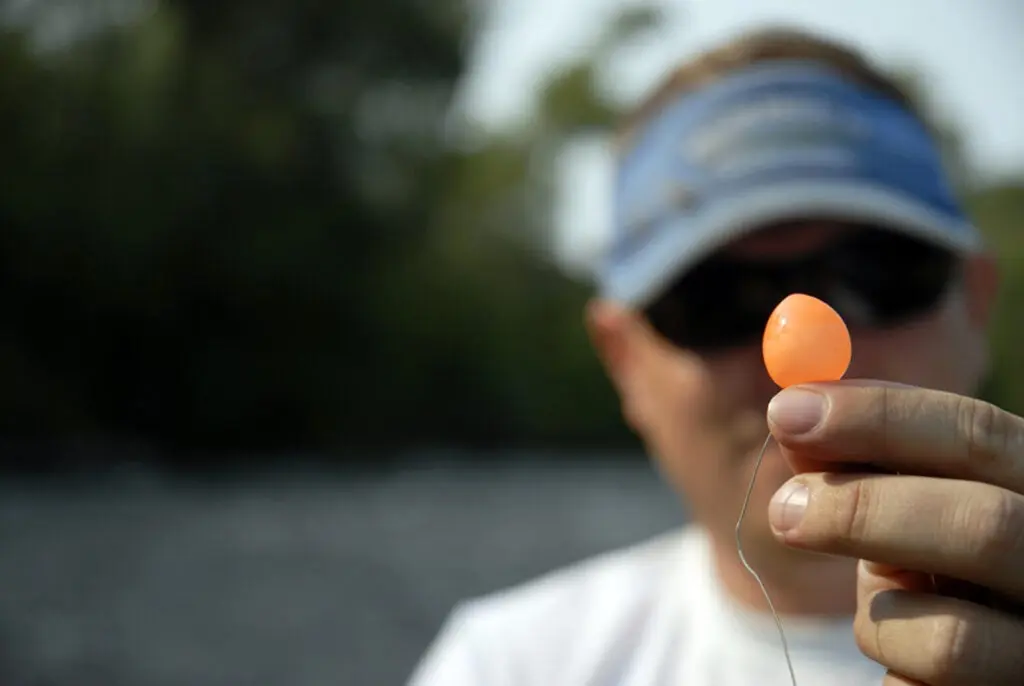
735;432;798;686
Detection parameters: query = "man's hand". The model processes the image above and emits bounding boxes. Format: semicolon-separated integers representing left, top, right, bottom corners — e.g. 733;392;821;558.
766;381;1024;686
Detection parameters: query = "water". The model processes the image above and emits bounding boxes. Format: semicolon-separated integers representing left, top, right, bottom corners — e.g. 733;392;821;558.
0;458;684;686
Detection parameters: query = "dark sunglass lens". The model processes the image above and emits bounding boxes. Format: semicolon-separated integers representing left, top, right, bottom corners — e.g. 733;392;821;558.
833;230;956;326
644;260;787;351
644;228;957;353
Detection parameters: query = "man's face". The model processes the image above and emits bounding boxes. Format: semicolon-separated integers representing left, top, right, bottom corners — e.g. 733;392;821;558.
586;221;999;557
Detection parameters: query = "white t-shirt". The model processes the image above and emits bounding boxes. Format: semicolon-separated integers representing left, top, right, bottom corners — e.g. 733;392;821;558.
407;525;887;685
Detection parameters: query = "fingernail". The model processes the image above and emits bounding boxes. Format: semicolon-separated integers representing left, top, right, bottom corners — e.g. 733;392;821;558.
768;389;826;434
769;481;809;532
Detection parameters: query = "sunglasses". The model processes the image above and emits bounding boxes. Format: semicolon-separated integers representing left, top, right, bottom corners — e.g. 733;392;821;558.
643;226;960;353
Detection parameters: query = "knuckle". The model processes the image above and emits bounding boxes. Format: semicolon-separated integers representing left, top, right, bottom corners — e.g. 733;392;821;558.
853;606;882;661
927;613;972;682
955;396;1018;466
833;478;875;545
865;384;896;455
960;489;1024;567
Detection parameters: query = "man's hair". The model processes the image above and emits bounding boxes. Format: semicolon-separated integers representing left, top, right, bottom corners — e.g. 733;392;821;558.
615;27;924;153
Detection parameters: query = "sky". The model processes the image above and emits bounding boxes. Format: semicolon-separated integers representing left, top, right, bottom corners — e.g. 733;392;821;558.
455;0;1024;272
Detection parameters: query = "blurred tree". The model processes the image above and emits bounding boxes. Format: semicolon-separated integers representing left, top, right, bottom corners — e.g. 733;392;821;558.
0;2;647;466
0;0;483;461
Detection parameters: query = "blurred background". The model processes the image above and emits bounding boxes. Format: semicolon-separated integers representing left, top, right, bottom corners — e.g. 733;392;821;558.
0;0;1021;684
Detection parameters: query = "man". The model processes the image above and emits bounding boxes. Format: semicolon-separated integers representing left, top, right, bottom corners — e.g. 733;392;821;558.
409;27;1024;685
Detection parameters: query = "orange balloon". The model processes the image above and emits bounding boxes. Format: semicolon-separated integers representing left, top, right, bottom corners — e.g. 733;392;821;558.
763;294;851;388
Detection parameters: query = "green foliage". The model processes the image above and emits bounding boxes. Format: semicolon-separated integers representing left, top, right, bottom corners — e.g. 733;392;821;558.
0;1;632;458
968;181;1024;414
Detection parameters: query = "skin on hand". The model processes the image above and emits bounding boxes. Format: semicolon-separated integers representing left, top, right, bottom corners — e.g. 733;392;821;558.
767;381;1024;684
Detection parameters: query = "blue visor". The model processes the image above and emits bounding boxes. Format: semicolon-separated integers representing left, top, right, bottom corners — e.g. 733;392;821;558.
600;60;983;307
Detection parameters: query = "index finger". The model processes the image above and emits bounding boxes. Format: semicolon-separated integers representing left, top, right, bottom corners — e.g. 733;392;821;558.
767;381;1024;494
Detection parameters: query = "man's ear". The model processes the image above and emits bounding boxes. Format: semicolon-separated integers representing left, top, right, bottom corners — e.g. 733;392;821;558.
963;252;1000;331
584;299;637;396
957;252;1000;386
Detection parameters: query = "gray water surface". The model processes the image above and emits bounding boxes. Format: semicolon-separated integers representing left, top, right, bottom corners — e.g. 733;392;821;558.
0;459;684;686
